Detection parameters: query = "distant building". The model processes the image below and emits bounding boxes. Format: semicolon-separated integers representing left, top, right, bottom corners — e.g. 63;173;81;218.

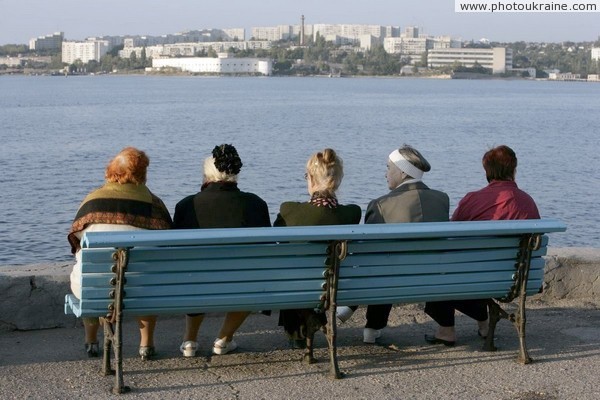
587;74;600;82
548;72;582;81
312;24;400;45
152;53;272;75
402;26;419;39
512;67;537;78
120;40;272;59
428;47;513;74
384;36;461;58
251;24;313;41
29;32;63;51
592;47;600;61
62;40;110;64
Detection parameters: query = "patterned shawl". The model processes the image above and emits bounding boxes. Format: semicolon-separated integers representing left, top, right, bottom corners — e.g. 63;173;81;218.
68;182;173;254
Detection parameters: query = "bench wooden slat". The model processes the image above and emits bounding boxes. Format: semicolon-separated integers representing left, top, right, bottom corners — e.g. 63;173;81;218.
82;279;326;299
347;235;549;253
336;281;537;304
339;257;545;278
82;219;566;248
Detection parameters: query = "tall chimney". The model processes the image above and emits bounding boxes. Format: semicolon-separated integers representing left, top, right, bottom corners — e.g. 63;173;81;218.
300;15;305;46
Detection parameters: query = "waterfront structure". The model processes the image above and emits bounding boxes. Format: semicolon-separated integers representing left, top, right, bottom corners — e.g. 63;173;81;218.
152;53;272;75
588;74;600;82
428;47;513;74
62;40;110;64
548;72;583;81
29;32;63;51
592;47;600;61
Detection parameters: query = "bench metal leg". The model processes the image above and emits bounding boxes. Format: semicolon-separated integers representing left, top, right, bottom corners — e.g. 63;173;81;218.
324;240;346;379
487;235;540;363
513;235;540;364
101;317;114;376
103;248;130;394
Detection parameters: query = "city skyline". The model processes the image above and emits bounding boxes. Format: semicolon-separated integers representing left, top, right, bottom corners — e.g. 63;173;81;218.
1;0;599;45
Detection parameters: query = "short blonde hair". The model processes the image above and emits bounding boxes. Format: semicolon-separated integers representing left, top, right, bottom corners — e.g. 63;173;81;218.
105;147;149;184
306;148;344;197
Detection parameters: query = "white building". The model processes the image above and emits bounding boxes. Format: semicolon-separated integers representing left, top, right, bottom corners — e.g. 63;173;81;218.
152;54;272;75
313;24;399;44
592;47;600;61
428;47;513;74
384;36;460;58
29;32;63;51
587;74;600;82
548;72;582;81
120;41;272;59
251;24;313;41
62;40;110;64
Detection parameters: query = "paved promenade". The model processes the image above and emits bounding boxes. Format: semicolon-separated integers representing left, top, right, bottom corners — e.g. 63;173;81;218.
1;298;599;399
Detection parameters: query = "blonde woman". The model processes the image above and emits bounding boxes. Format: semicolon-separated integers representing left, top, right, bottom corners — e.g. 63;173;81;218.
274;148;361;352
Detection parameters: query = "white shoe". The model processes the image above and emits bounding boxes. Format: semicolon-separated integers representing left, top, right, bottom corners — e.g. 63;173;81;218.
213;338;238;355
180;341;198;357
336;306;355;323
363;328;381;344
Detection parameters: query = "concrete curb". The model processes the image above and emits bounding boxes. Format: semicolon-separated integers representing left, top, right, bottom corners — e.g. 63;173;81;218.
1;248;599;331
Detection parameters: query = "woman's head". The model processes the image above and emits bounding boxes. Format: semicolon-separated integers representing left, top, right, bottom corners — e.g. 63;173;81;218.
203;144;243;184
305;148;344;197
105;147;149;184
482;145;517;182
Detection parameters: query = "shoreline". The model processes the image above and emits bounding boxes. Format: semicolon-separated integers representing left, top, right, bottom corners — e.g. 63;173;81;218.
1;247;598;332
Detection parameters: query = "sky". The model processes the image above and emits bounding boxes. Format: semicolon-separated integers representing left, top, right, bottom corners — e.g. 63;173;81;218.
1;0;599;45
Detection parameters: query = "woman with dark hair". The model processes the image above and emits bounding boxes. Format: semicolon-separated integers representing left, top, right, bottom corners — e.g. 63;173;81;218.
174;144;271;357
274;148;361;350
68;147;173;360
424;145;540;346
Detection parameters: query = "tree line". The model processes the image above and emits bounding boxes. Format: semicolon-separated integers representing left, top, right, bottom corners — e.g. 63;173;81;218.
2;36;600;76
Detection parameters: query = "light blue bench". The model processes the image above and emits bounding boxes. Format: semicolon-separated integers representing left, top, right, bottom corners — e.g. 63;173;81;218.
65;219;566;394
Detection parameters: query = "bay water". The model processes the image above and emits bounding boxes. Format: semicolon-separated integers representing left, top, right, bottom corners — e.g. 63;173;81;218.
1;75;598;265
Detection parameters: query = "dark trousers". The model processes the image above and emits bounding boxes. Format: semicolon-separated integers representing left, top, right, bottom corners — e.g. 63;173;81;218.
365;304;393;330
424;299;488;327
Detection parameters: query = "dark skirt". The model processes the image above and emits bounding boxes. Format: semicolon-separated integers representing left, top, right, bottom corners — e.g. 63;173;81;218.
278;308;327;340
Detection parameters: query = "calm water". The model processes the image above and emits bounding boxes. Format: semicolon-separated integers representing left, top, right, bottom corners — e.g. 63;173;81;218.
1;75;598;265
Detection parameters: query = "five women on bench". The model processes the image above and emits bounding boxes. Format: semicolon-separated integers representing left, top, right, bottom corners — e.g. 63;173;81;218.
67;147;173;360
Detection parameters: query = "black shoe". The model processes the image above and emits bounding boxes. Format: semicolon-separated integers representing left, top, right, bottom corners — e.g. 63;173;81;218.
139;346;155;361
424;334;455;347
85;342;99;357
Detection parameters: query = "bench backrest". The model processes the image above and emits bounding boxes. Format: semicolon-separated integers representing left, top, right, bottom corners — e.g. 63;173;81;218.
67;219;566;318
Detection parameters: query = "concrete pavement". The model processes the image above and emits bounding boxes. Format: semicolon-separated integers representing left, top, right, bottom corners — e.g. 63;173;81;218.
1;298;599;399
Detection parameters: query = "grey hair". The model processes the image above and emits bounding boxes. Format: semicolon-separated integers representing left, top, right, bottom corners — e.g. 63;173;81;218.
397;144;431;177
203;156;238;183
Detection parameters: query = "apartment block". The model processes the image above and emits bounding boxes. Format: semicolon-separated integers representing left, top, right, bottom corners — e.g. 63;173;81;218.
120;41;272;59
592;47;600;61
29;32;63;51
62;40;110;64
312;24;399;45
428;47;513;74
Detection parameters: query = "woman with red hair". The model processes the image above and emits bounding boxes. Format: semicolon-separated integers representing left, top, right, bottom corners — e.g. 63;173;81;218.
424;145;539;346
68;147;172;360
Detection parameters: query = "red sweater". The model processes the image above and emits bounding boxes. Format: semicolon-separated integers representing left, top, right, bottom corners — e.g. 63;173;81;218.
452;180;540;221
